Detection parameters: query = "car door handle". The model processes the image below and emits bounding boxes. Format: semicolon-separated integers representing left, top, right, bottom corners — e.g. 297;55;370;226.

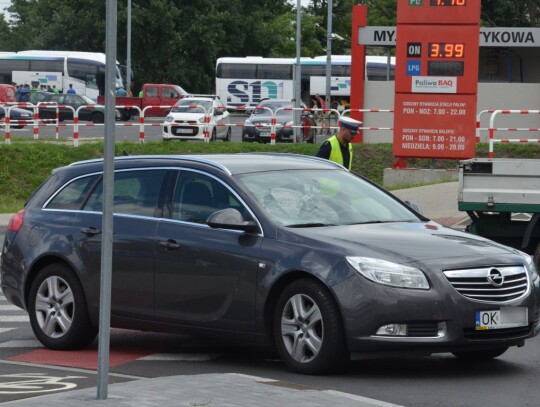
81;227;101;235
159;240;181;250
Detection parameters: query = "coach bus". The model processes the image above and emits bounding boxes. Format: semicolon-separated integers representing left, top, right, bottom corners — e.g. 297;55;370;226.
215;55;395;109
0;50;124;100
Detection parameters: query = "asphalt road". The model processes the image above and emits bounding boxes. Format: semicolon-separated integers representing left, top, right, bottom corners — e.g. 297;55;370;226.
1;305;540;407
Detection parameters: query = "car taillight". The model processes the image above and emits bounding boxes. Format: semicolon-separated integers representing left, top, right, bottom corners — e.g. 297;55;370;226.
7;209;25;233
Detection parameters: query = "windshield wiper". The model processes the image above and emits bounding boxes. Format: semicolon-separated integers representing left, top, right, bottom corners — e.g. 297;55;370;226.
286;222;336;228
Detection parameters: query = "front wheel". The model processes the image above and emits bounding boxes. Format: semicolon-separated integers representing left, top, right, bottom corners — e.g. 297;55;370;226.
273;279;347;374
28;263;97;350
452;347;509;361
224;127;231;142
92;112;104;124
210;128;217;141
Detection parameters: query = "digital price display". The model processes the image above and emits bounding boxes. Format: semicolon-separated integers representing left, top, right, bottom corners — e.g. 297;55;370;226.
430;0;466;6
427;42;465;76
428;43;465;58
428;61;464;76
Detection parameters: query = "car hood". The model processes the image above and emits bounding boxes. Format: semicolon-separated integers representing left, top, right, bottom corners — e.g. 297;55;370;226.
247;115;292;125
4;106;33;116
168;111;204;120
278;220;521;265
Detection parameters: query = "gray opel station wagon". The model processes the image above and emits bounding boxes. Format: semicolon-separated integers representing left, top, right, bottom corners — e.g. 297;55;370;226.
1;153;539;374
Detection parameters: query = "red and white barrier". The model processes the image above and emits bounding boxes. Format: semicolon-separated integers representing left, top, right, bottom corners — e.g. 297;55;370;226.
488;110;540;158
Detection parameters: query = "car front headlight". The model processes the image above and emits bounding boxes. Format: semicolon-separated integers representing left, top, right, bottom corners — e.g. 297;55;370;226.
165;115;173;122
198;117;205;124
346;256;429;289
244;119;253;127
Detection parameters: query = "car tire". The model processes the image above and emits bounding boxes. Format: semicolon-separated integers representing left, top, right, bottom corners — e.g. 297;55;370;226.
452;347;509;360
225;127;231;142
92;112;104;124
28;263;97;350
121;110;132;121
211;128;217;141
41;111;55;121
273;278;347;374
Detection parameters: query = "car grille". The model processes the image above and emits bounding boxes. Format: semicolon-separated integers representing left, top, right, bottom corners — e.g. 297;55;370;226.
407;322;440;337
463;324;532;340
443;266;529;304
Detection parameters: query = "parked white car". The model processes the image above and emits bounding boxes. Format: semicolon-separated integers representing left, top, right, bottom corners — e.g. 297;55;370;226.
162;96;231;141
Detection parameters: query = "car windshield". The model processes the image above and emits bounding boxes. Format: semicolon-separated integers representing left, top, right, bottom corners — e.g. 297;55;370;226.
171;99;212;113
80;95;96;105
237;169;420;227
252;102;293;116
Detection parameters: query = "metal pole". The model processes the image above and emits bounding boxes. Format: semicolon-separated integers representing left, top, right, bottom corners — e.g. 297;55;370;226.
294;0;302;141
97;0;117;400
325;0;333;114
127;0;131;94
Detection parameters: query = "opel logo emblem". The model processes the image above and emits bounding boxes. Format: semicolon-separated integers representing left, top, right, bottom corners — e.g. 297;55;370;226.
487;268;504;287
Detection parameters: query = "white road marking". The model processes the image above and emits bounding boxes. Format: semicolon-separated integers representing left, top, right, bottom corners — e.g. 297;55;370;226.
323;390;405;407
0;305;22;311
0;340;41;348
0;316;29;322
139;353;220;362
0;328;16;334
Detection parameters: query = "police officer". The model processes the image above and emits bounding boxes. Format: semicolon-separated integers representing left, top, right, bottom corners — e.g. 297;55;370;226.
316;116;362;170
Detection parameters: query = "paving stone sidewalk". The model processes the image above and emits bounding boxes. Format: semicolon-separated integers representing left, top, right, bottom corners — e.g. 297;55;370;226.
3;373;402;407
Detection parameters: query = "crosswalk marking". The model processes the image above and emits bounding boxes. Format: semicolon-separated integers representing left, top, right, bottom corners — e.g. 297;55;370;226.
0;340;41;348
0;304;22;311
0;316;29;322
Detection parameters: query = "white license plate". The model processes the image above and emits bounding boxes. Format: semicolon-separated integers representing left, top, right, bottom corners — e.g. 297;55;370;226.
259;132;270;137
475;307;528;330
174;128;194;134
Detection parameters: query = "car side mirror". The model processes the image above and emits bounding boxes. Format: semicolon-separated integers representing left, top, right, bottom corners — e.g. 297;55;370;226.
214;109;224;116
207;208;258;232
404;200;423;215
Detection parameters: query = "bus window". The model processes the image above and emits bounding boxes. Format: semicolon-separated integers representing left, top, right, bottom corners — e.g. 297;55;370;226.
67;58;99;84
218;63;257;79
258;64;292;80
0;60;30;83
366;63;395;81
30;59;64;72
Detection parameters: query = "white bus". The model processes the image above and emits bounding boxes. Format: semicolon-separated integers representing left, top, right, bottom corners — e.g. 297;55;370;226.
215;55;395;109
0;50;124;100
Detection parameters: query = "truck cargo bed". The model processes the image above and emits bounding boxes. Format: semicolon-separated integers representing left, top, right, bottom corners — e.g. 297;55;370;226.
459;158;540;213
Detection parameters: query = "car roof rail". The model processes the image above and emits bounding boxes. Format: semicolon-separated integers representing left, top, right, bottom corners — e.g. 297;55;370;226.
68;155;232;175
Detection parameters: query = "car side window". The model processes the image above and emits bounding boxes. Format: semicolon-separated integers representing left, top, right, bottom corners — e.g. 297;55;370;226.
146;86;158;97
46;175;98;210
172;173;242;224
83;169;166;216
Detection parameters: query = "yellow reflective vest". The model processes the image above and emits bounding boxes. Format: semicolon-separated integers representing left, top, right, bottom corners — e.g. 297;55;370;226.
328;135;353;170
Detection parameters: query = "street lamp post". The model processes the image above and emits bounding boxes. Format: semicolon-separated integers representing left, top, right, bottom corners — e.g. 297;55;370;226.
126;0;131;94
294;0;302;141
325;0;333;112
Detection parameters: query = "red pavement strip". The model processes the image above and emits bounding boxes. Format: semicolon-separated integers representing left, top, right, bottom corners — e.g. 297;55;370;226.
7;348;153;370
432;217;466;227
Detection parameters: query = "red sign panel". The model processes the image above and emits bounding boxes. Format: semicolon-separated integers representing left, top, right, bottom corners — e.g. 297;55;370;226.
394;25;479;94
398;0;480;24
393;0;480;160
394;93;477;158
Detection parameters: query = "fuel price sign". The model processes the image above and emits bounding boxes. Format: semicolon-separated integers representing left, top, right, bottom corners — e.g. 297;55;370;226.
393;0;481;160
